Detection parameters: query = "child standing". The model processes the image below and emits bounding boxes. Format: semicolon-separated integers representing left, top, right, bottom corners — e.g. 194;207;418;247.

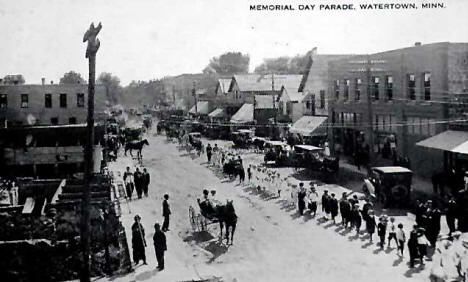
247;165;252;183
377;216;387;249
396;223;406;256
387;217;398;248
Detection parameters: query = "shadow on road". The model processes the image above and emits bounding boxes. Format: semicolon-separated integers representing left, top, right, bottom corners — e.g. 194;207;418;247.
205;240;229;264
183;231;214;244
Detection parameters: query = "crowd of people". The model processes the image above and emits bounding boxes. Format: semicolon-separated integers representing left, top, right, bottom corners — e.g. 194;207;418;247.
123;166;151;200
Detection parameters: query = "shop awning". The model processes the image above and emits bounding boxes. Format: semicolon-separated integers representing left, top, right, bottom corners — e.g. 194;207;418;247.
208;108;225;118
289;116;328;137
189;101;209;114
230;104;254;124
416;130;468;154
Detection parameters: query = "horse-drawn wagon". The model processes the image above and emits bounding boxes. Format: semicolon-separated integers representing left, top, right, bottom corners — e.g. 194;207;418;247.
189;193;237;244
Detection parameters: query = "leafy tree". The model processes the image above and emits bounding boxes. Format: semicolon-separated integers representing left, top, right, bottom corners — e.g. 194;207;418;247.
203;52;250;75
2;74;25;85
254;52;310;74
59;71;86;84
97;72;122;105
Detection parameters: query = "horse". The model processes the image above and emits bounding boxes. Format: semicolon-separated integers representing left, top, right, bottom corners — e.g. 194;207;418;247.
124;139;149;157
197;199;237;244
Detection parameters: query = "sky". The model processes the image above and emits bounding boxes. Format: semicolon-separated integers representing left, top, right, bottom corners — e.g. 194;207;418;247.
0;0;467;85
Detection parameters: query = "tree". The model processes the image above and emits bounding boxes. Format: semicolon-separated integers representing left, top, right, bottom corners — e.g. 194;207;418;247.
254;52;310;74
203;52;250;75
97;72;122;105
2;74;25;85
59;71;86;84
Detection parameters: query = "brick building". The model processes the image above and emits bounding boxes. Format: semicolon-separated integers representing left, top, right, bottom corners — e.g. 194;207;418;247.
0;82;106;127
328;42;468;177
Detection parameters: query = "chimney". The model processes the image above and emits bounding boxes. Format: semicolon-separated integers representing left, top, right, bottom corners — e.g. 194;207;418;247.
41;78;45;85
414;42;422;46
50;80;54;85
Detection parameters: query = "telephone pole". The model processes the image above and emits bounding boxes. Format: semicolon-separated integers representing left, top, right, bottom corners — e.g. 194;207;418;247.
81;22;102;282
365;54;375;167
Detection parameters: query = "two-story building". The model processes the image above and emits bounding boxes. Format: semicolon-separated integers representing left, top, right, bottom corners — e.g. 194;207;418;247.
0;82;106;127
0;81;106;178
328;42;468;177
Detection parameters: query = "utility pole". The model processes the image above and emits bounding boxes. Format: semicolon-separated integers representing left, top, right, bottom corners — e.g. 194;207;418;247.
192;81;197;113
365;54;375;167
81;22;102;282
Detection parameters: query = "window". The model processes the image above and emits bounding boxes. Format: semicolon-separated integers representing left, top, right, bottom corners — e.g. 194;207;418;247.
68;117;77;124
355;79;361;101
423;73;431;100
306;100;311;109
334;80;340;100
372;77;380;100
60;94;67;108
319;90;325;109
21;94;28;108
408;74;416;100
344;79;350;101
311;94;316;115
45;94;52;108
386;76;393;100
77;93;85;107
50;117;59;125
0;94;7;108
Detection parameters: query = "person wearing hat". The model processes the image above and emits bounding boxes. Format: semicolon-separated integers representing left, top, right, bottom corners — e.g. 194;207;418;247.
339;193;351;228
153;223;167;270
351;204;362;235
366;210;376;243
308;183;319;217
321;190;330;220
162;194;171;232
330;193;339;223
377;215;388;249
131;215;147;265
123;166;135;201
297;182;307;215
408;225;422;268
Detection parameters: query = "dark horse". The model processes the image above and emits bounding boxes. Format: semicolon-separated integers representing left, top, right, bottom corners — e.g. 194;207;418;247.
197;199;238;244
124;139;149;157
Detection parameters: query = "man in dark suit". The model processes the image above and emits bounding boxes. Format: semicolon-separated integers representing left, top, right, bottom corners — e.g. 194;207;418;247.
162;194;171;232
134;167;143;199
153;223;167;270
142;168;150;197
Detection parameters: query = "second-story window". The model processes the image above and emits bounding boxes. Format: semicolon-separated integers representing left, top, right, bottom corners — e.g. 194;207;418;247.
45;94;52;108
334;80;340;100
408;74;416;100
0;94;7;108
423;73;431;100
77;93;85;107
386;76;393;101
60;93;67;108
355;78;361;101
320;90;325;109
344;79;350;101
21;94;29;108
372;77;380;101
